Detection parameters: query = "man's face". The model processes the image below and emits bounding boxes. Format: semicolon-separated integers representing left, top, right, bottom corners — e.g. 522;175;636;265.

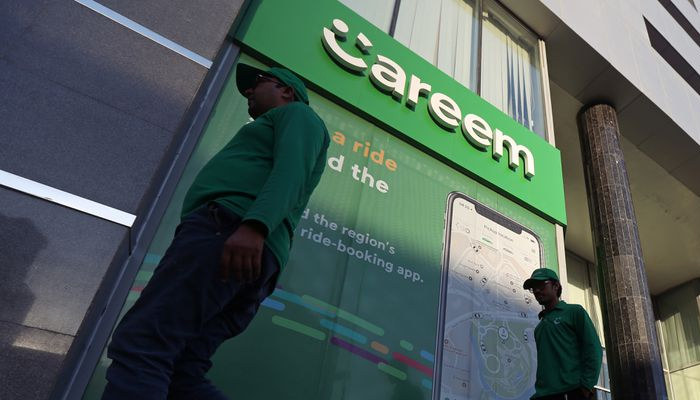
244;74;291;119
529;280;559;306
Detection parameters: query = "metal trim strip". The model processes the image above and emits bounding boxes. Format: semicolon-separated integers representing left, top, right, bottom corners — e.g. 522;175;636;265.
74;0;213;68
0;169;136;227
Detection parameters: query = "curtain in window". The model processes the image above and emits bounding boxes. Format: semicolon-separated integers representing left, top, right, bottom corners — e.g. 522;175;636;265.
393;0;477;90
480;15;538;133
669;365;700;400
339;0;396;33
657;280;700;372
663;310;700;371
662;283;700;400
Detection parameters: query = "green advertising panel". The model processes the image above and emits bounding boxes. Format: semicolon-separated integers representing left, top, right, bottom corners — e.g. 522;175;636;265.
235;0;566;226
84;54;557;400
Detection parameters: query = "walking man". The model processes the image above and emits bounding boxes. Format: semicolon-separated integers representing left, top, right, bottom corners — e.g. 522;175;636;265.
523;269;603;400
102;63;329;400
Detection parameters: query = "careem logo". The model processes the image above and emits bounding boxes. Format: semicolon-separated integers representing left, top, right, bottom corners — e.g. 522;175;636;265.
322;18;536;179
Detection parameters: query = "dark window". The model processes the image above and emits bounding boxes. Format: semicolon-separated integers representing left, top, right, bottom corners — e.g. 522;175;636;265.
644;18;700;97
657;0;700;48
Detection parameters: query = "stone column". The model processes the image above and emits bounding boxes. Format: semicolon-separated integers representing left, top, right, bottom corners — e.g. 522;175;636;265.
578;104;667;400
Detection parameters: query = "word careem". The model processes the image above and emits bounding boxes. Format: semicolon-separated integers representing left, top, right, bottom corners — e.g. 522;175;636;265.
322;18;536;179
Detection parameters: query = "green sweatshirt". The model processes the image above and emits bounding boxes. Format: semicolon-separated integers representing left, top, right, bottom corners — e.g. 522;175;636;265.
181;101;329;268
532;301;603;399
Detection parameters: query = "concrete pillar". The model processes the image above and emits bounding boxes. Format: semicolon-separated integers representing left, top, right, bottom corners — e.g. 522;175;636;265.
578;104;667;400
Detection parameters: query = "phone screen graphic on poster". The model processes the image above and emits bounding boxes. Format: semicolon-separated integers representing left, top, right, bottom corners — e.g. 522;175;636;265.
84;1;566;399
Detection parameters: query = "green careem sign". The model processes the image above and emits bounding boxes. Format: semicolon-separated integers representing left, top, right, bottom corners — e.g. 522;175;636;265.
235;0;566;226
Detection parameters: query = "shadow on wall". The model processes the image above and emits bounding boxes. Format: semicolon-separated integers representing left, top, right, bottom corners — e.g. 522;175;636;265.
0;212;55;399
0;0;206;218
0;213;46;326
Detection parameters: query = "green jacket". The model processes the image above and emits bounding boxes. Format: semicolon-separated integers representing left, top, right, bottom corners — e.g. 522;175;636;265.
182;101;329;268
532;300;603;398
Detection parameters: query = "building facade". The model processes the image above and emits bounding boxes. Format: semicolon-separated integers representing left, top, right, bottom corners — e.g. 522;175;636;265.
0;1;698;399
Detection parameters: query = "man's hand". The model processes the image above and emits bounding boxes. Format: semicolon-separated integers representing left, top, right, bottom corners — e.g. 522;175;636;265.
219;221;266;282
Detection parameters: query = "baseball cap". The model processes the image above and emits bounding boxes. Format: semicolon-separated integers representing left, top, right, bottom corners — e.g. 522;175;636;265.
523;268;559;289
236;63;309;104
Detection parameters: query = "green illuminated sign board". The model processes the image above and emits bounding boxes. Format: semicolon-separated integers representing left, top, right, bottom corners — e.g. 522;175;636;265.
235;0;566;226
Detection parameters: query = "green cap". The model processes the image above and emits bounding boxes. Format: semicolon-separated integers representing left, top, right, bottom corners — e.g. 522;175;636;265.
523;268;559;289
236;63;309;104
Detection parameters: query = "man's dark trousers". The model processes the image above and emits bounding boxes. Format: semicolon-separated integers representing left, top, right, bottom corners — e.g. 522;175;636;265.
102;204;280;400
534;389;593;400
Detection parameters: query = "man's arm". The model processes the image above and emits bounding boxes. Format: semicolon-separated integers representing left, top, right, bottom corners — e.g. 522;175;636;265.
577;306;603;392
243;102;327;234
220;103;327;281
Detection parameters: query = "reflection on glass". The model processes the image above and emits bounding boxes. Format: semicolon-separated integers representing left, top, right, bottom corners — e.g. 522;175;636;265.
594;347;611;398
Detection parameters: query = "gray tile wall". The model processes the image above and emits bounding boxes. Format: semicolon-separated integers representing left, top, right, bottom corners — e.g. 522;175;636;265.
0;0;243;398
0;188;129;399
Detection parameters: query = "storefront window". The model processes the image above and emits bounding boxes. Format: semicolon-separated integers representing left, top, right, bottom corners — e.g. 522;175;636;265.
85;52;561;399
593;351;612;399
83;0;568;397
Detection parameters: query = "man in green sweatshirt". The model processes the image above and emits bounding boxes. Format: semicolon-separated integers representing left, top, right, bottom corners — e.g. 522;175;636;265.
523;269;603;400
102;63;329;400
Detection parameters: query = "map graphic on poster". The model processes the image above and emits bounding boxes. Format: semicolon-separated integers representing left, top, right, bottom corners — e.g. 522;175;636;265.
437;194;543;400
